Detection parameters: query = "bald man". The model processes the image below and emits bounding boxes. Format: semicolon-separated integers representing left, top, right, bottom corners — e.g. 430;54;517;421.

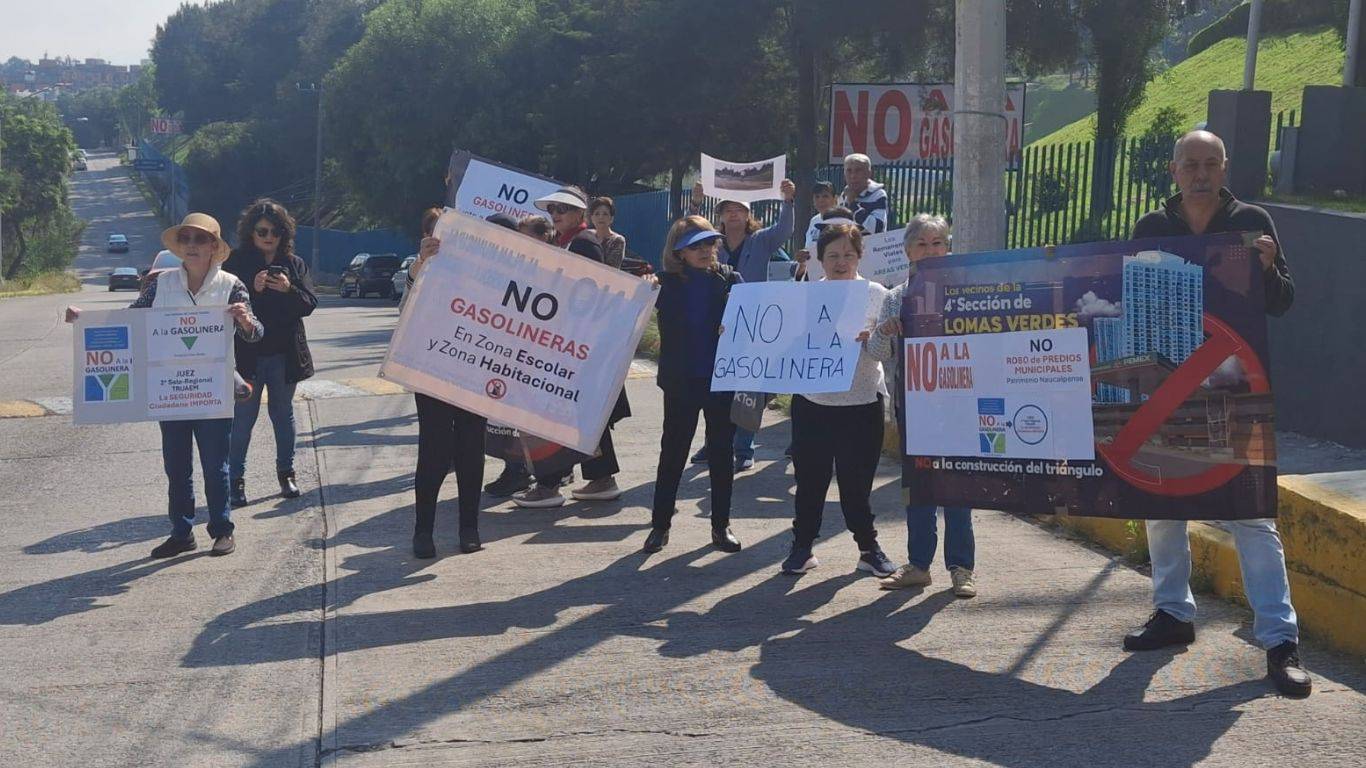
1125;130;1308;697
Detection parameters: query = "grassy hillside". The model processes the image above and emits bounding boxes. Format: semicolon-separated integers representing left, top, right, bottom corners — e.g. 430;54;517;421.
1036;26;1345;146
1023;73;1097;144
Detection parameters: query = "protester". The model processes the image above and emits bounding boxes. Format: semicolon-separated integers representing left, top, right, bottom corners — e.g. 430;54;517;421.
688;177;796;471
65;213;262;558
643;215;743;554
589;196;627;269
866;214;977;597
781;223;896;577
841;153;891;234
796;180;839;266
482;213;564;498
512;186;630;508
1123;129;1308;697
404;209;504;557
222;199;317;506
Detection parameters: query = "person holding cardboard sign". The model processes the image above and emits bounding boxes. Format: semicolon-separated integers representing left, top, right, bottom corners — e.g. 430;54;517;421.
780;223;896;578
643;216;744;554
66;213;263;559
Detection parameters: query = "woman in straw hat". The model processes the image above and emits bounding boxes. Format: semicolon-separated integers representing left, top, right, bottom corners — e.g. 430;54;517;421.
66;213;264;559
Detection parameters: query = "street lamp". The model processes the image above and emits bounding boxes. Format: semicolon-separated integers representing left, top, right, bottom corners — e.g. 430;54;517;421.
297;82;323;277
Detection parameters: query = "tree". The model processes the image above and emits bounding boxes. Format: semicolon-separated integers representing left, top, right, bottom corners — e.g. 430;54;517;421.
0;94;77;279
57;88;121;148
116;65;160;145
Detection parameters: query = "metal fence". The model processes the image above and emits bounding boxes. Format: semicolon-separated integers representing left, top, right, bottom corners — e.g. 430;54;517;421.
612;136;1178;268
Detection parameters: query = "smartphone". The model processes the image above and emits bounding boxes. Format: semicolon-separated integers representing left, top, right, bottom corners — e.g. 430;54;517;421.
266;265;286;278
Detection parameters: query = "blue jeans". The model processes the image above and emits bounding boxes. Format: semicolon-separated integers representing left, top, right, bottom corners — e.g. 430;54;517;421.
907;505;974;571
733;427;756;460
230;354;297;478
1147;518;1298;649
160;418;234;539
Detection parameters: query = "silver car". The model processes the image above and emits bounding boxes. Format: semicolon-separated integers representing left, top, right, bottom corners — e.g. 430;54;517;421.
392;255;418;301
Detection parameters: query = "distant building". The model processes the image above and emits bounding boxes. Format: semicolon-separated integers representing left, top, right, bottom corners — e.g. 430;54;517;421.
1093;316;1130;403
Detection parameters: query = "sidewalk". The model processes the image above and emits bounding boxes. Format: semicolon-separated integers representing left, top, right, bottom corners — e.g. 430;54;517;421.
2;378;1364;767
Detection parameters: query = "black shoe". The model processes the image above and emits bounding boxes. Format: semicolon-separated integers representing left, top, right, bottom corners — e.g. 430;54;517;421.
484;467;532;497
229;478;248;508
643;527;669;553
690;447;708;465
711;527;742;553
1123;609;1195;651
1267;641;1313;697
151;535;196;559
278;471;301;498
459;528;483;554
211;534;235;556
734;456;754;473
558;470;575;488
412;531;436;559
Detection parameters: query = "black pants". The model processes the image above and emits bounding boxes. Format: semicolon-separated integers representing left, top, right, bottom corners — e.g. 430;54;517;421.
536;427;619;488
414;393;487;534
790;395;883;550
652;383;735;530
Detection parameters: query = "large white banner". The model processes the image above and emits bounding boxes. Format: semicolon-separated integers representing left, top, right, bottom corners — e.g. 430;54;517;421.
700;153;787;204
804;227;909;287
903;328;1095;460
446;151;564;222
73;307;235;424
829;83;1026;166
711;281;872;395
381;213;657;454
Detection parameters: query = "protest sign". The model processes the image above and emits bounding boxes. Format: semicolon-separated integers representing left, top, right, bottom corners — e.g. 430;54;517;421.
381;212;657;454
73;307;235;424
484;423;591;477
767;260;799;282
804;227;909;287
444;150;565;222
711;281;871;395
900;232;1276;520
903;328;1095;460
829;83;1026;167
700;153;787;204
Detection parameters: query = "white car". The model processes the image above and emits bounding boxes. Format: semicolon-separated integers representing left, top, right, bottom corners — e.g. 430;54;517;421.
392;255;417;301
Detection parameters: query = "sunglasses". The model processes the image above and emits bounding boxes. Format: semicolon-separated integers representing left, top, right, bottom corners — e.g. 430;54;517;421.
254;226;279;238
176;230;216;246
546;204;579;215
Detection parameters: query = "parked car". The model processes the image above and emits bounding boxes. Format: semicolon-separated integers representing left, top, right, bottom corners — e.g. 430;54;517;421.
108;266;141;291
391;255;418;301
340;252;402;298
73;155;88;171
107;233;129;253
139;249;180;289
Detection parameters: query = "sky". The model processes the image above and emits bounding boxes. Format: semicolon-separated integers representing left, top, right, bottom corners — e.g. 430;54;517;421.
0;1;204;66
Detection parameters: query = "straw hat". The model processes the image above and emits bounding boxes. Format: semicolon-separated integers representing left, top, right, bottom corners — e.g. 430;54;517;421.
160;213;231;264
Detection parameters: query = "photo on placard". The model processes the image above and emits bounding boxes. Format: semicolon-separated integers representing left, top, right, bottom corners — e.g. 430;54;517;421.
714;160;775;191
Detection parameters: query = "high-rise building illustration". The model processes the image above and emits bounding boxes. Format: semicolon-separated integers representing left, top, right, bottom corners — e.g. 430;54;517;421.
1121;250;1203;363
1093;316;1129;403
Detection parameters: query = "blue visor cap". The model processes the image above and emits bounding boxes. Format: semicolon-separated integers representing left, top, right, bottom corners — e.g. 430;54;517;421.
677;228;724;250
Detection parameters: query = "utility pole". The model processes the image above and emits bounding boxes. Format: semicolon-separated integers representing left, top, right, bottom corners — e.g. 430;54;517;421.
297;82;323;276
1347;0;1363;87
1244;0;1265;90
951;0;1008;253
1;112;5;285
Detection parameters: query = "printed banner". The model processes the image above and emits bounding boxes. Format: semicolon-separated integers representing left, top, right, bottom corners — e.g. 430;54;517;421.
829;83;1026;166
903;328;1095;460
700;153;787;204
900;233;1276;520
381;212;657;454
805;227;909;287
711;281;871;395
73;307;235;424
444;149;565;222
484;423;591;478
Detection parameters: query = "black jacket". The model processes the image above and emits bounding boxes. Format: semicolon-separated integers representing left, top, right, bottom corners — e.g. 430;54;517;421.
654;265;742;391
1131;188;1294;317
222;249;318;382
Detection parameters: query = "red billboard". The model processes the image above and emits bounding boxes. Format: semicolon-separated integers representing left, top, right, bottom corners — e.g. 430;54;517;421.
829;83;1026;166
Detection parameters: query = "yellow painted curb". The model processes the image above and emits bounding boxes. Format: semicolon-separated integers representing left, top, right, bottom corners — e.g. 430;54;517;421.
0;400;50;418
340;377;407;396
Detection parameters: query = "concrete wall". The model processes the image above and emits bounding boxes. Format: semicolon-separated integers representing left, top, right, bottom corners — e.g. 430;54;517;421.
1261;203;1366;447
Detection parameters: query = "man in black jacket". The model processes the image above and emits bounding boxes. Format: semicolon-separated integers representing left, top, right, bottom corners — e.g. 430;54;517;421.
1123;130;1310;698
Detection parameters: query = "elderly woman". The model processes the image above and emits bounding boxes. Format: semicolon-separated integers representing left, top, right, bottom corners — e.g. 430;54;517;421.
866;214;976;598
66;213;263;558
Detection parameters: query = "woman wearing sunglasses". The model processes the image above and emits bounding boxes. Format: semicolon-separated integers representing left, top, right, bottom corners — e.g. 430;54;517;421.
66;214;263;558
222;199;318;507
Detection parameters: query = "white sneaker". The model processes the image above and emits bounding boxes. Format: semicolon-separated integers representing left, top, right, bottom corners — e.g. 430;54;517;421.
950;567;977;598
878;564;932;590
570;477;622;501
512;485;565;508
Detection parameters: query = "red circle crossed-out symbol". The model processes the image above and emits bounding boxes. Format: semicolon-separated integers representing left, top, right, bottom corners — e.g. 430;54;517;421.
1096;312;1269;497
485;378;507;400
